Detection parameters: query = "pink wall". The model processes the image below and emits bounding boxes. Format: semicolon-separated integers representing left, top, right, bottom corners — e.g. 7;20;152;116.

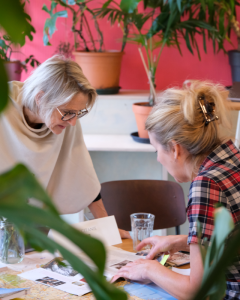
15;1;239;90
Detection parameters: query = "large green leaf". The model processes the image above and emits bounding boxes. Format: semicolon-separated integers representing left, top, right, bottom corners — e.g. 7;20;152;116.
42;3;68;46
0;164;127;300
194;207;236;300
0;0;34;44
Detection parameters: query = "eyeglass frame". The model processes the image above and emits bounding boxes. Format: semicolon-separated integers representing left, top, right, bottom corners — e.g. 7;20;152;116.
56;107;88;121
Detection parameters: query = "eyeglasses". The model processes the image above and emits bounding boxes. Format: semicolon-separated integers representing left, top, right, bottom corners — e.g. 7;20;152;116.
57;107;88;121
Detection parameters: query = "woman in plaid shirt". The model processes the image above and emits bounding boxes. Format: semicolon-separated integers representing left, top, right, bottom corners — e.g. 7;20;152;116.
112;81;240;299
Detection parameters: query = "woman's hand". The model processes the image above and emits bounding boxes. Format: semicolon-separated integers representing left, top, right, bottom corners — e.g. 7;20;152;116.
111;259;160;283
136;235;188;260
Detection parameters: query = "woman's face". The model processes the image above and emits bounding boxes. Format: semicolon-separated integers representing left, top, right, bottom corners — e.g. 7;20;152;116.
149;132;192;183
47;92;88;135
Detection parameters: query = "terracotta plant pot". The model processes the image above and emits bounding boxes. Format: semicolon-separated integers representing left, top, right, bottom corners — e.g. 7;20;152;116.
73;51;123;94
132;102;153;139
4;60;22;81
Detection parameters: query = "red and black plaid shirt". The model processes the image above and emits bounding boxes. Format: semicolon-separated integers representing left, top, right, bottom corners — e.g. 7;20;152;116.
187;140;240;299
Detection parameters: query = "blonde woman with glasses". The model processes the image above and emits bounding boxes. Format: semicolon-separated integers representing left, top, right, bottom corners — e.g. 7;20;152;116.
112;81;240;299
0;55;130;239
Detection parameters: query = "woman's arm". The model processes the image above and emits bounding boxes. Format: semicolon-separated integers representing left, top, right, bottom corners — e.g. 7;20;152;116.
88;199;131;239
112;243;204;300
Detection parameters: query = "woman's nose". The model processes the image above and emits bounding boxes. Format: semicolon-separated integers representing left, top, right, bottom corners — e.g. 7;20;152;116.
67;117;77;126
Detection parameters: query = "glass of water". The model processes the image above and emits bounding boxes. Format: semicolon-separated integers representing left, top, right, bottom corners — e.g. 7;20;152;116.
131;213;155;251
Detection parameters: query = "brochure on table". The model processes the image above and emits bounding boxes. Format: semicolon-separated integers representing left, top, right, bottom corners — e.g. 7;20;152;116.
20;216;141;296
18;216;187;298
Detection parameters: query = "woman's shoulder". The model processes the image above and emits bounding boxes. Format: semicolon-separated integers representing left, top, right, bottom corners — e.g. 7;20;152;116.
8;81;24;105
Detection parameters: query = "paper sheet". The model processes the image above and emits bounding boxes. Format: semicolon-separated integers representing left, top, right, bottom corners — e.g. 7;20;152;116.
20;268;92;296
172;267;191;276
49;216;122;256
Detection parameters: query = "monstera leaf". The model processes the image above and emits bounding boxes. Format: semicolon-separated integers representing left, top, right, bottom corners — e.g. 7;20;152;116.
0;164;127;300
194;207;239;300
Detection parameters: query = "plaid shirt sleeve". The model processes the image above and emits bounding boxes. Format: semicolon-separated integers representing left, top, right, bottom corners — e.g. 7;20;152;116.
187;175;224;246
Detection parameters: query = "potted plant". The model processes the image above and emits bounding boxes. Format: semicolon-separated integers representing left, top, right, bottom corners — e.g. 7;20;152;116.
0;22;39;81
226;6;240;82
42;0;132;94
98;0;238;139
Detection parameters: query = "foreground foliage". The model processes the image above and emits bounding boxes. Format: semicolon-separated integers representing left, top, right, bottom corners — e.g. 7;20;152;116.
194;206;238;300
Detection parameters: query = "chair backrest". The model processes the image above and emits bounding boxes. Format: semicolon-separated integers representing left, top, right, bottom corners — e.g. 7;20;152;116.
101;180;186;231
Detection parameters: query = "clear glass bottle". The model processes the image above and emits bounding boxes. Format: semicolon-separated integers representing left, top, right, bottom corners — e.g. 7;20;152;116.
0;221;25;264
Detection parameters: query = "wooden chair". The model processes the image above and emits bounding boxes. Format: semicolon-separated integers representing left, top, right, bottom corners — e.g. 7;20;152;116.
101;180;186;235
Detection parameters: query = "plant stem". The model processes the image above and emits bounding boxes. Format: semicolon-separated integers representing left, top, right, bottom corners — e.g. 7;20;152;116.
155;41;166;71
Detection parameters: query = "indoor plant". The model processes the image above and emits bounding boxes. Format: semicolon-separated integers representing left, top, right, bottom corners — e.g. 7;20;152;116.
42;0;128;94
98;0;240;138
0;2;40;82
0;1;126;299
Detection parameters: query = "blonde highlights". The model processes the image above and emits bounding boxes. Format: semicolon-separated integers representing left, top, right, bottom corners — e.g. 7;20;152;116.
22;55;97;123
146;81;231;167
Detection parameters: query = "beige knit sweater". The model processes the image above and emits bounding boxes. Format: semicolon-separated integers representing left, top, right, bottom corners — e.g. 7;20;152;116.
0;81;100;214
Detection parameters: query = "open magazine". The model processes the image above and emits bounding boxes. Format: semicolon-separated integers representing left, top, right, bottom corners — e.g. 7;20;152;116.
20;246;142;296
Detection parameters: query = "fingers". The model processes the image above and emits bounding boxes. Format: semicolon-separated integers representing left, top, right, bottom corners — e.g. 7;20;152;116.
145;248;159;260
111;274;122;283
136;237;155;251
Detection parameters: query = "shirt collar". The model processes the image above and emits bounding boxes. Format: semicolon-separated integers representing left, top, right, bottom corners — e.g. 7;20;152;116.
198;140;239;173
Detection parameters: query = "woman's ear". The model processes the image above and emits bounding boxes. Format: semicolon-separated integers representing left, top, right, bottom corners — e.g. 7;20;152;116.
170;140;180;161
35;91;44;107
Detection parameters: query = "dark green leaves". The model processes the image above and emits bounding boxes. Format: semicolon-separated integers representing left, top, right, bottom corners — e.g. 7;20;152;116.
0;0;37;113
42;3;68;46
0;164;127;300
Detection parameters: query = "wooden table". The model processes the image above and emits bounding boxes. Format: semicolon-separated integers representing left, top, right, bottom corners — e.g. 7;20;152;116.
0;239;189;299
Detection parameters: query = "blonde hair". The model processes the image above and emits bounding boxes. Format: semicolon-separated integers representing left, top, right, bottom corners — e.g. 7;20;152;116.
22;55;97;123
146;81;231;169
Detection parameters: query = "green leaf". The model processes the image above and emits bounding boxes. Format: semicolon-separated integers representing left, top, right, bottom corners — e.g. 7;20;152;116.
0;39;7;50
120;0;140;13
51;2;58;11
102;0;113;9
0;164;127;300
185;30;193;54
176;0;181;11
0;59;9;113
42;4;50;14
0;49;7;60
202;29;207;53
214;207;234;249
194;207;238;300
43;9;68;45
0;0;35;45
200;0;206;12
219;9;225;37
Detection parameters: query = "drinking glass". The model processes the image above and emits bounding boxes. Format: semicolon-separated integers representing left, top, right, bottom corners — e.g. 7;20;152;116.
0;221;25;264
131;213;155;251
